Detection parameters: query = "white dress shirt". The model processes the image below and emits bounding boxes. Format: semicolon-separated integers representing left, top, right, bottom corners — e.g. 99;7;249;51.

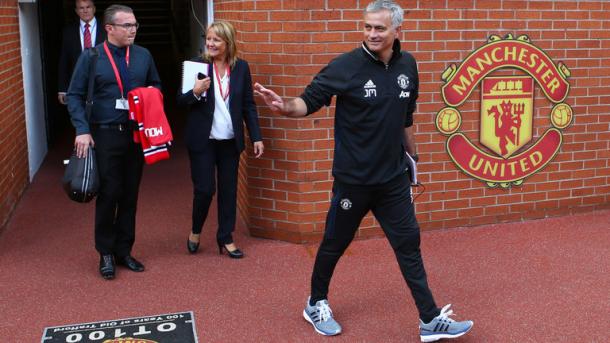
209;68;234;139
79;17;98;51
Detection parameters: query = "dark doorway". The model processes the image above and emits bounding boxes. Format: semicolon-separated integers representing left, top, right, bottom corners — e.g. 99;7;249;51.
39;0;207;149
38;1;68;147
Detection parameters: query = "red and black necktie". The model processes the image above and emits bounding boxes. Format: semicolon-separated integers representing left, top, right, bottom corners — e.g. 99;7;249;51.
83;23;92;49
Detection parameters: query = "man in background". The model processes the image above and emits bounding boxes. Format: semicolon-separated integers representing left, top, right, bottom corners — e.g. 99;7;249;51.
58;0;106;105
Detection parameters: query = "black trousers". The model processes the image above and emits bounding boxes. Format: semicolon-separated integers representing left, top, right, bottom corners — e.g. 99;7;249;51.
92;126;144;257
188;139;239;245
310;173;440;322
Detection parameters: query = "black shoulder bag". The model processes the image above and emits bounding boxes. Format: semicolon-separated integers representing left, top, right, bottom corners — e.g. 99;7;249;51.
62;48;100;203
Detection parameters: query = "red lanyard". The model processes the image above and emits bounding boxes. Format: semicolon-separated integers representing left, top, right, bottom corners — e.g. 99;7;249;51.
214;62;230;101
103;41;130;97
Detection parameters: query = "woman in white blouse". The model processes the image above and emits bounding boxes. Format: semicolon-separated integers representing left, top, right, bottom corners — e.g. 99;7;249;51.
177;21;264;258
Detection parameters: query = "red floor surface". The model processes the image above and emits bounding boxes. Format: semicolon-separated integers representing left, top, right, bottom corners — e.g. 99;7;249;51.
1;144;609;342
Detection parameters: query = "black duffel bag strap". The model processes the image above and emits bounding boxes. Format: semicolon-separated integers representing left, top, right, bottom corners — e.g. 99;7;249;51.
62;47;101;203
85;47;99;123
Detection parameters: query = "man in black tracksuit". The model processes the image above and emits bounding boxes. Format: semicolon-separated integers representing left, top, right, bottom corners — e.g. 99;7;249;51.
255;1;472;341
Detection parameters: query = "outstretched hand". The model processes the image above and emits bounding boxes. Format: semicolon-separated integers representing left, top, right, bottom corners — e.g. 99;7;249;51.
254;83;285;113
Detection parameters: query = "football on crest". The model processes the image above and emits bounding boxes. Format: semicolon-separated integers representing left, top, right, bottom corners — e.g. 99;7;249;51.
551;103;573;129
436;107;461;134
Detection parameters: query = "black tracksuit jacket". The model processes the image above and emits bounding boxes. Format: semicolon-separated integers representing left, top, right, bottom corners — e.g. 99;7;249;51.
300;39;419;186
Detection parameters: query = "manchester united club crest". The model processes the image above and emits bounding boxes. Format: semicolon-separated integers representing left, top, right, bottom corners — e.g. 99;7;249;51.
435;34;572;188
397;74;410;89
340;198;352;210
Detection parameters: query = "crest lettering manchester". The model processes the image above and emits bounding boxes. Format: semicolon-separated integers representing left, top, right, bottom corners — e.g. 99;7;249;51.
435;34;573;188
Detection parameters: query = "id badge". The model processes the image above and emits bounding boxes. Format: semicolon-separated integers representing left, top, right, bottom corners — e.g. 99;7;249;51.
115;98;129;110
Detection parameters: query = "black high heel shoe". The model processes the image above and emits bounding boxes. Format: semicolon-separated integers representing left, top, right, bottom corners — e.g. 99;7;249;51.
217;241;244;259
187;235;200;254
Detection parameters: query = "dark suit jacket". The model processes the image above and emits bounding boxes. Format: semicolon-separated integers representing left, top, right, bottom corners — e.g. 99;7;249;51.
58;19;106;93
177;57;263;153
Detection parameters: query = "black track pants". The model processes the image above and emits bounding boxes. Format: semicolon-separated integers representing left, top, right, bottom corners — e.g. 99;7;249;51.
310;174;440;322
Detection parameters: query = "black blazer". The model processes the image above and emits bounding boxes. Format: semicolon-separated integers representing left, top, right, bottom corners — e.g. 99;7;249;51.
177;57;263;153
58;20;106;93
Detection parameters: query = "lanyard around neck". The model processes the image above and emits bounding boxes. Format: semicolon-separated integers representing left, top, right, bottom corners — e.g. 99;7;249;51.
103;41;130;97
214;62;230;101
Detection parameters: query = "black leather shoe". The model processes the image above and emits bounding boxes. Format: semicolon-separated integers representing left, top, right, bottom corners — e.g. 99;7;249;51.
187;238;200;254
217;242;244;259
116;255;145;272
99;254;115;280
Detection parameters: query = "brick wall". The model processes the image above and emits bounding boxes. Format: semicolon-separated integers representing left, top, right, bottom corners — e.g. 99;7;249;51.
222;0;610;243
0;1;29;230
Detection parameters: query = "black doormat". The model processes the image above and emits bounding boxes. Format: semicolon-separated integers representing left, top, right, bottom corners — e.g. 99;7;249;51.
41;311;197;343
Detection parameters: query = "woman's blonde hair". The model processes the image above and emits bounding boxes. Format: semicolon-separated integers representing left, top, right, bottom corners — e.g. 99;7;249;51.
203;21;238;67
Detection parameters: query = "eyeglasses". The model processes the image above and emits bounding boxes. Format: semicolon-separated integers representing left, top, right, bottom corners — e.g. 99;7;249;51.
110;22;139;30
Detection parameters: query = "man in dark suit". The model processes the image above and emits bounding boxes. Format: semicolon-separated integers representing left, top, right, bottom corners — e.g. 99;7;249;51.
58;0;106;105
67;5;161;280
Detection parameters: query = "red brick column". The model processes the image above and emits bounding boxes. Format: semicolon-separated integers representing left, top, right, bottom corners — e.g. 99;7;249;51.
0;1;29;230
219;1;374;243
